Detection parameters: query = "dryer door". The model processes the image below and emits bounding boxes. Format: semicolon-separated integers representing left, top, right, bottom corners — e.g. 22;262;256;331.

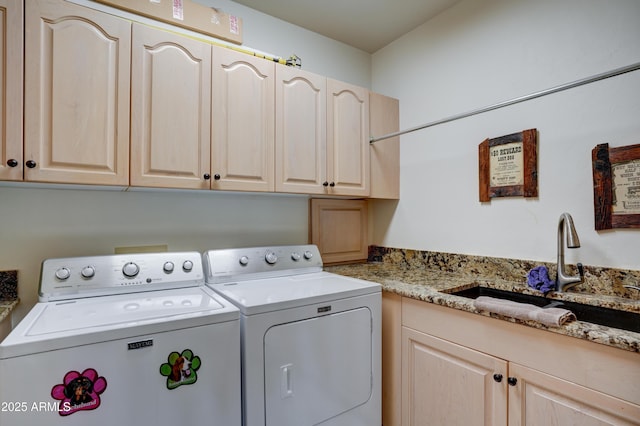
264;307;372;426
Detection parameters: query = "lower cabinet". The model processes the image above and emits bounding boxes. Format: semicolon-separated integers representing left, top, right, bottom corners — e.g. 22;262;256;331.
388;295;640;426
402;327;507;426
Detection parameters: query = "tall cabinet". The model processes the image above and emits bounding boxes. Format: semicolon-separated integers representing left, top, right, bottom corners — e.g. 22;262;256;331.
0;0;22;181
24;0;131;185
130;23;211;189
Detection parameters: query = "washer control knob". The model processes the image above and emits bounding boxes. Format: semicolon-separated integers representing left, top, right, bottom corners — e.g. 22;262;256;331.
122;262;140;278
81;266;95;278
291;252;301;261
163;261;175;273
182;260;194;272
55;267;71;280
265;252;278;264
303;250;314;260
239;256;249;266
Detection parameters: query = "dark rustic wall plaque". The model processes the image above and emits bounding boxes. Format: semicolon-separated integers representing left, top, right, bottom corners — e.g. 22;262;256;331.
479;128;538;202
592;143;640;230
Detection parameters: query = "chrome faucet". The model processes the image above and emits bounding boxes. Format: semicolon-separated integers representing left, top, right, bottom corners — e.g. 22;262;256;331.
556;212;584;292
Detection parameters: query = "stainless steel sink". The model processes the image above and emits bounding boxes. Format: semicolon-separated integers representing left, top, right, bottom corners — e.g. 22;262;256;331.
449;286;640;333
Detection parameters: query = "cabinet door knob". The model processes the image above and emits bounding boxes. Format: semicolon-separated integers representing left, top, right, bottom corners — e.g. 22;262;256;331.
7;159;18;167
203;173;211;180
25;160;37;168
329;181;335;187
322;181;329;187
508;377;518;386
493;374;503;383
214;174;221;180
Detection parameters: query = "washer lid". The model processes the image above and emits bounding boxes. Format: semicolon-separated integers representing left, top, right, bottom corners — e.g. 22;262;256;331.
210;271;381;315
0;287;239;359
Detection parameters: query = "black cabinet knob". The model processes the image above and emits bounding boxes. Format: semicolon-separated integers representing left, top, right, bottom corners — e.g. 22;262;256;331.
25;160;37;168
508;377;517;386
329;182;335;187
7;159;18;167
213;174;221;180
493;374;503;383
322;181;329;187
203;173;211;180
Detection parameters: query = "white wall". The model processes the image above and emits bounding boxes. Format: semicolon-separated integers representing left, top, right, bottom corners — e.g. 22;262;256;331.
371;0;640;270
1;0;371;324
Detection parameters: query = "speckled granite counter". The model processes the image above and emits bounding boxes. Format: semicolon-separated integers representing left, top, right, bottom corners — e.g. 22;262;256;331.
0;270;19;329
0;300;18;323
326;247;640;353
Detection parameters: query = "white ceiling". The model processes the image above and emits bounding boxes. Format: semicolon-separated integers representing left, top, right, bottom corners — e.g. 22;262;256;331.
230;0;461;53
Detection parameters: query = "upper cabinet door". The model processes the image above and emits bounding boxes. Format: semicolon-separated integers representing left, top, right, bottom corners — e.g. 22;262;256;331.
0;0;23;181
327;79;370;197
275;66;326;194
212;45;275;192
24;0;131;185
130;24;211;189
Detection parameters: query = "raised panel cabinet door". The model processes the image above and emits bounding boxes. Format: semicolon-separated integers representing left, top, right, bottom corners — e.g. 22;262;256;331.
508;363;640;426
130;24;211;189
402;327;508;426
327;79;370;197
0;0;23;181
212;46;274;192
275;65;326;194
24;0;130;185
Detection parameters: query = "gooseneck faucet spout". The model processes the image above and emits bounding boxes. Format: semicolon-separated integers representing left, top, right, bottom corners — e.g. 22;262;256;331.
556;212;584;292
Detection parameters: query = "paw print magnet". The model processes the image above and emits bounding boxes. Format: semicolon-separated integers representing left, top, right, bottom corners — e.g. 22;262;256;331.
159;349;201;390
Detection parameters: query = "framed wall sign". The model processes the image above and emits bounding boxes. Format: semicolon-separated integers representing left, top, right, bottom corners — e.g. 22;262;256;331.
592;143;640;230
479;128;538;202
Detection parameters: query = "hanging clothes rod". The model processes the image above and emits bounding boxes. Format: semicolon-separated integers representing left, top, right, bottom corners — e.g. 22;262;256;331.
370;61;640;143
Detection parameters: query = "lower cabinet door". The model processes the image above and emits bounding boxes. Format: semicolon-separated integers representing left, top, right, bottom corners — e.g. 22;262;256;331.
402;326;508;426
508;363;640;426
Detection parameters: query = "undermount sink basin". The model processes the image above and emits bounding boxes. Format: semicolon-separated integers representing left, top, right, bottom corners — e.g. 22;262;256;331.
450;286;640;333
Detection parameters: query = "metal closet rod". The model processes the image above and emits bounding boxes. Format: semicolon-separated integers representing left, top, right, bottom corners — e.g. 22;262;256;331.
369;61;640;144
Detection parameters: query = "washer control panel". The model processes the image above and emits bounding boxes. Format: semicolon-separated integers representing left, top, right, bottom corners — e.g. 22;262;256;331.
204;245;323;284
39;252;204;302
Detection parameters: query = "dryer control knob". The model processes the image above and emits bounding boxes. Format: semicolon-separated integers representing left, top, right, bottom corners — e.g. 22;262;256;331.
81;266;95;278
291;252;301;261
182;260;194;272
55;267;71;280
163;261;175;273
265;252;278;264
122;262;140;278
303;250;314;260
239;256;249;266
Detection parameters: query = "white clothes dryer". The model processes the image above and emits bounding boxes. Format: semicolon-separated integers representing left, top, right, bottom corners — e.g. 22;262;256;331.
203;245;381;426
0;252;241;426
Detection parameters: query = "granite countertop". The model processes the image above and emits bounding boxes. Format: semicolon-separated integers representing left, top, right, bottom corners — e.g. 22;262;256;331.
0;300;18;324
326;262;640;353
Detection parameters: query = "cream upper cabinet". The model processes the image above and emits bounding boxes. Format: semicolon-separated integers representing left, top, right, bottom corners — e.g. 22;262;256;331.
326;79;370;196
276;70;370;196
130;24;211;189
402;327;508;426
275;65;327;194
212;45;275;192
0;0;23;181
24;0;130;185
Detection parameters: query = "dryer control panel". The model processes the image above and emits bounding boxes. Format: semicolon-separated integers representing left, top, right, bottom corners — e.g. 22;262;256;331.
204;245;323;284
39;252;204;302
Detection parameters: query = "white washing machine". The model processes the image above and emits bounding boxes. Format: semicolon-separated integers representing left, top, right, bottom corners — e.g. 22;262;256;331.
0;252;241;426
203;245;381;426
